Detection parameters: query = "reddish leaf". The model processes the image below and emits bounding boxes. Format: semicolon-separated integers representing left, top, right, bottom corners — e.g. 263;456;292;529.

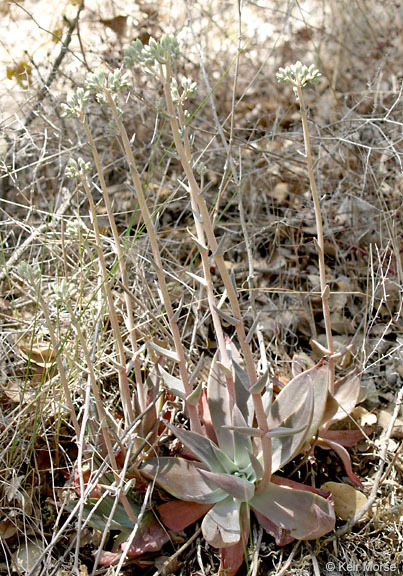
317;438;363;488
253;509;294;545
140;457;225;503
330;368;361;423
200;388;218;443
219;508;250;576
73;465;102;498
320;428;372;447
270;474;331;498
250;482;335;540
157;500;212;531
121;511;169;556
98;551;121;566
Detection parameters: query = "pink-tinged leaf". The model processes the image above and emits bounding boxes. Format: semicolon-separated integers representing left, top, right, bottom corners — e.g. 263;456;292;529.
98;551;121;566
199;389;218;443
202;497;242;547
329;368;361;424
199;469;255;502
73;465;103;498
250;482;335;540
122;511;169;556
270;361;329;442
208;350;234;459
219;541;246;576
157;500;212;531
219;505;250;576
270;474;331;498
140;457;226;504
232;360;255;426
320;428;370;447
317;438;363;488
321;394;339;426
253;509;294;545
270;385;314;473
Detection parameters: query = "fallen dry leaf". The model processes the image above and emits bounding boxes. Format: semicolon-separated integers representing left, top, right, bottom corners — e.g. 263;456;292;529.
0;518;17;539
351;406;377;427
100;15;127;36
18;339;57;368
377;409;403;439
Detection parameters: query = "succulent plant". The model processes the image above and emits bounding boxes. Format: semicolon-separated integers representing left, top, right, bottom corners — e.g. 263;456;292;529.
141;349;336;575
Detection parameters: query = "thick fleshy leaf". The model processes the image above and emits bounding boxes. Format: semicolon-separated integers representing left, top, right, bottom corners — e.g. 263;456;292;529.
321;394;339;425
199;469;255;502
122;510;170;555
208;350;234;459
269;361;329;442
270;474;331;497
202;497;242;547
261;384;274;416
223;425;262;437
66;497;139;533
250;482;335;540
200;389;218;443
157;500;212;531
150;341;180;362
248;451;264;481
250;369;270;394
232;361;255;426
219;505;250;576
98;551;121;566
320;428;368;447
159;365;186;399
232;404;253;468
164;421;230;473
74;499;168;564
186;380;203;406
140;457;226;504
329;368;361;423
317;438;363;488
264;424;308;439
270;386;314;473
253;509;294;546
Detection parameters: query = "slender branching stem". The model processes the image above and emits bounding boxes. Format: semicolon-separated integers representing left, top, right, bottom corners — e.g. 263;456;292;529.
80;117;144;416
176;96;229;371
104;90;203;435
162;62;273;489
79;168;135;426
65;300;138;525
295;85;335;394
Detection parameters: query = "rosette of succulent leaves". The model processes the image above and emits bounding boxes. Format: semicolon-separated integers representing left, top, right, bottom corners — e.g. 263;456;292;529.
141;346;336;575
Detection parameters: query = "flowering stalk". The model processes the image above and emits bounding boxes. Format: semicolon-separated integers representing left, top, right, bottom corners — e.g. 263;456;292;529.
277;62;335;394
123;37;274;490
83;70;203;435
62;90;136;427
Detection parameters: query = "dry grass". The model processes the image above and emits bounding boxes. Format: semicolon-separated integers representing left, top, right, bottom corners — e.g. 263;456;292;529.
0;1;402;575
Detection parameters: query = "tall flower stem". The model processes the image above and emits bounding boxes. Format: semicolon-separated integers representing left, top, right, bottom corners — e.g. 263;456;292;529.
77;123;136;426
295;84;335;394
161;62;273;491
104;90;203;436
